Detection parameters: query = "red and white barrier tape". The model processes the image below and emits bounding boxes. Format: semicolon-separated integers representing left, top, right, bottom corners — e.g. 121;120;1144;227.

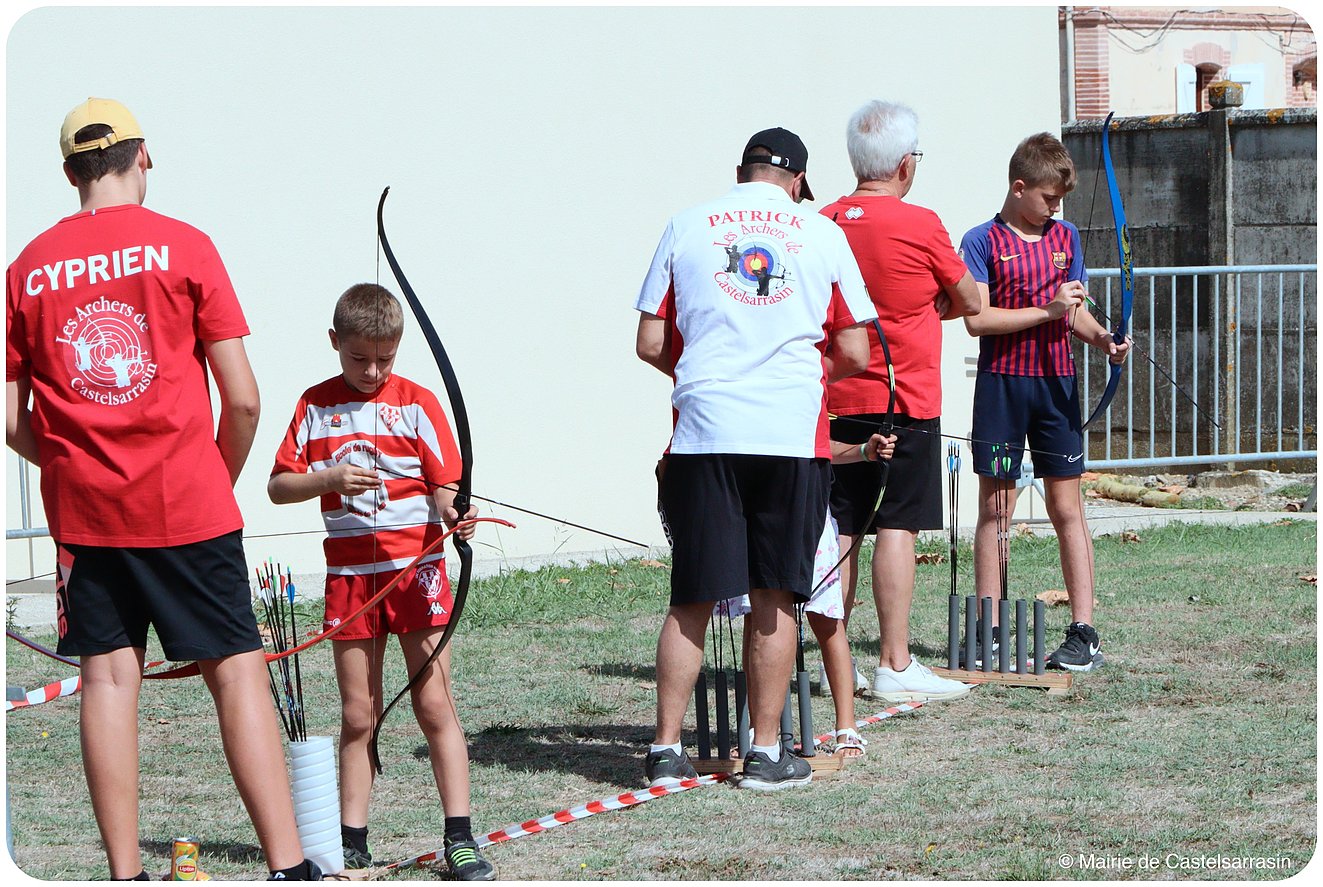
5;676;82;712
384;774;729;871
5;659;175;713
812;700;927;747
385;699;932;871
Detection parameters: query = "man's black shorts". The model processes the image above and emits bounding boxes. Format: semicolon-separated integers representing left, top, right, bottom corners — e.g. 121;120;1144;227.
56;530;263;661
830;413;942;534
659;453;830;606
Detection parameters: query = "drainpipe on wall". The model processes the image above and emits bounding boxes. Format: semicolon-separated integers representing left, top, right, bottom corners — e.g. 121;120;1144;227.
1064;6;1077;121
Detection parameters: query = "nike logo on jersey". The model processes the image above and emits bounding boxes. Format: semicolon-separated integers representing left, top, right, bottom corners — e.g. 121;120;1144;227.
999;253;1021;262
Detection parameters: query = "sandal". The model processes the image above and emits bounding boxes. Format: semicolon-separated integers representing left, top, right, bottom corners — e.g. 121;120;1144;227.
833;727;867;758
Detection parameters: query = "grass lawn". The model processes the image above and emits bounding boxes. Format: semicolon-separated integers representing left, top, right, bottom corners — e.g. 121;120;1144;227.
4;519;1316;880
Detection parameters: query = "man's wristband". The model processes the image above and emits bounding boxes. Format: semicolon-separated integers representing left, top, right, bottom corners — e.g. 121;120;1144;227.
859;442;871;462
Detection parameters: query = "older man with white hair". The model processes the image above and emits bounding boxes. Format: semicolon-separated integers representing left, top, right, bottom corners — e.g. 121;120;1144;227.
822;100;981;702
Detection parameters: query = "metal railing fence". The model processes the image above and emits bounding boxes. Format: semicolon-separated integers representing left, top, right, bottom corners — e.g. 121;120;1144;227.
1078;264;1316;470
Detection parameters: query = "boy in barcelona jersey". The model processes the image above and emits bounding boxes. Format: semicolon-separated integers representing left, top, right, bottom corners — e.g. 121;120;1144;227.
959;132;1130;672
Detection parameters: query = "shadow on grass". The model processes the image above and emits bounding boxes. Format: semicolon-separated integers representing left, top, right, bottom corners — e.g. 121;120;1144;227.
141;837;263;865
436;722;656;789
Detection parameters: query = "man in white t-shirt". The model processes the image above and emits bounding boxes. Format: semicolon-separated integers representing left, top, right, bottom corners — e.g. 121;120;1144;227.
635;127;876;791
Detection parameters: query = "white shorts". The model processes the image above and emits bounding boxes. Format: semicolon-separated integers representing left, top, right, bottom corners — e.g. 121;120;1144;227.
717;514;844;621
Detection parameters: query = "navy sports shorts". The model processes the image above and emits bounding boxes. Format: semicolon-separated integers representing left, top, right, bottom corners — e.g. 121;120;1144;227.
829;413;942;533
658;453;830;605
56;530;263;661
970;372;1085;479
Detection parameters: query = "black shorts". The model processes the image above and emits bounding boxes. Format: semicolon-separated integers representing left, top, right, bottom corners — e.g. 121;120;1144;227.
830;414;942;534
55;530;263;661
971;372;1085;479
658;454;830;606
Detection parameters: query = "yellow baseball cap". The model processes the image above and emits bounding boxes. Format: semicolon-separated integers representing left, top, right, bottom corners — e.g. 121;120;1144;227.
59;97;151;167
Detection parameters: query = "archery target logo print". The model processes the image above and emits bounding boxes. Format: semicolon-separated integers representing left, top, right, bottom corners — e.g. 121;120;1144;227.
55;297;157;405
717;236;796;305
709;210;803;306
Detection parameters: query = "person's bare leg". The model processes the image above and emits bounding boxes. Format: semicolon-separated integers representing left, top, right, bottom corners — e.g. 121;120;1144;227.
199;649;304;871
836;532;861;623
745;589;796;747
653;602;712;745
333;638;386;828
872;528;918;670
1042;476;1095;624
399;632;470;816
807;611;856;735
80;647;146;879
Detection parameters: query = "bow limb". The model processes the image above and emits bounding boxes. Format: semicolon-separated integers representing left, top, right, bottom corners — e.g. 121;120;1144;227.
369;187;476;773
1082;112;1134;429
808;317;898;599
6;629;80;668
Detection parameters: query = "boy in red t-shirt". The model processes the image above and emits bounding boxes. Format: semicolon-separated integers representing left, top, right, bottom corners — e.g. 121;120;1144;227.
268;284;491;880
5;98;314;880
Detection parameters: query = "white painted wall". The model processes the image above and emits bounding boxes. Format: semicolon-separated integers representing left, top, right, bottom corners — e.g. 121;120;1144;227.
5;5;1060;579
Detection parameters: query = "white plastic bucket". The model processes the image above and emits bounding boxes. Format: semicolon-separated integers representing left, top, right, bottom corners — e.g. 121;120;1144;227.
288;736;343;875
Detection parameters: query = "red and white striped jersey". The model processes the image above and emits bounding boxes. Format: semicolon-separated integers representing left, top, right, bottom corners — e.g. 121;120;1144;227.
272;374;462;575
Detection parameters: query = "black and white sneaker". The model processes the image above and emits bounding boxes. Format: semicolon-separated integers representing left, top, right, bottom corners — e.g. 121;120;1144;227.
1046;622;1105;672
737;750;812;791
644;748;697;787
444;840;495;881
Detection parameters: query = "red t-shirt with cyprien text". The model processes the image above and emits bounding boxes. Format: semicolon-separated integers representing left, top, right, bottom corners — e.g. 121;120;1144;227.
821;195;968;419
5;204;249;546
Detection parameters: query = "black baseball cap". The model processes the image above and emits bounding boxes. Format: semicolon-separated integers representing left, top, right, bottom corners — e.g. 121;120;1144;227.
741;127;813;200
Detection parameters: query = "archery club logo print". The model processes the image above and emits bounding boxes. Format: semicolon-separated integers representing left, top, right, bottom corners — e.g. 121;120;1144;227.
55;297;157;405
333;440;388;518
415;563;449;616
709;209;803;306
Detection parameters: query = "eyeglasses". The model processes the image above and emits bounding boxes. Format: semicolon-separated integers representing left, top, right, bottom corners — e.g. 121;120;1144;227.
910;151;924;163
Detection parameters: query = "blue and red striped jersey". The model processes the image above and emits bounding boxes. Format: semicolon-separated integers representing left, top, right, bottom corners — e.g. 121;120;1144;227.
960;215;1086;376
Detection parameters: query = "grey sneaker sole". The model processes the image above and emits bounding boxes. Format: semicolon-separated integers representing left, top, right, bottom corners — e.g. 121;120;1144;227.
648;775;695;788
736;771;813;791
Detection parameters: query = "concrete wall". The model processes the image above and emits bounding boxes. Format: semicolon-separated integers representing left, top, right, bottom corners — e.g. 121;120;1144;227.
4;5;1063;579
1062;110;1317;462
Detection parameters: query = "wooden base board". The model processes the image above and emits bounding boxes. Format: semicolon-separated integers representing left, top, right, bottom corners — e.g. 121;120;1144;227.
930;666;1072;695
692;753;846;775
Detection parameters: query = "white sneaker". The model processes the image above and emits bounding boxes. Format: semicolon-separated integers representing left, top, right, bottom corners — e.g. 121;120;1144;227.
817;660;871;698
869;655;971;702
